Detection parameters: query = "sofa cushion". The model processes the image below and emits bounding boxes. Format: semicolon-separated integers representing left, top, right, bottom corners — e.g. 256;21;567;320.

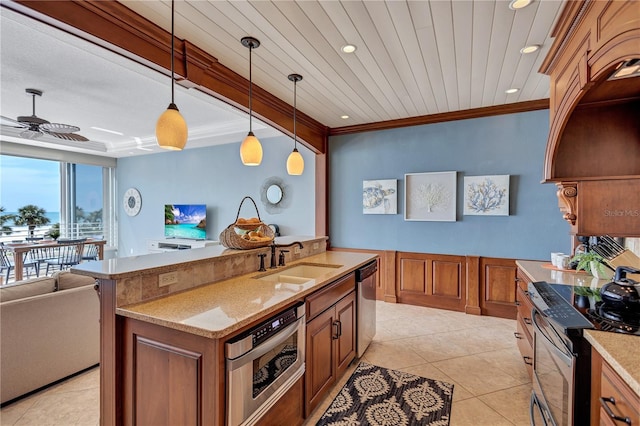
54;271;96;290
0;277;56;303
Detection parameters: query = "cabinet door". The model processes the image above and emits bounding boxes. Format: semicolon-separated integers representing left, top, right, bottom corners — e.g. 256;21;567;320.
335;292;356;377
123;317;219;426
305;307;336;416
480;258;516;319
396;252;465;311
516;285;534;340
515;317;533;379
599;361;640;426
134;336;202;425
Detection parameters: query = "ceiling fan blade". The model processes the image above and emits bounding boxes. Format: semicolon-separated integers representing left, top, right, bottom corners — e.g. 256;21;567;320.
40;122;81;134
17;114;49;126
46;131;89;142
1;115;29;129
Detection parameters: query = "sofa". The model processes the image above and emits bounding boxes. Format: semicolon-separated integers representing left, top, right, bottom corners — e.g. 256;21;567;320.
0;271;100;404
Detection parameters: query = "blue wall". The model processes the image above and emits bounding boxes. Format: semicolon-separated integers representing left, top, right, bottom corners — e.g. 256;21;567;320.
329;110;570;261
117;136;315;256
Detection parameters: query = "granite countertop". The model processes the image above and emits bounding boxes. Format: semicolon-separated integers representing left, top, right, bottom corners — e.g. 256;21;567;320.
516;259;611;288
584;330;640;395
72;235;324;279
516;260;639;396
116;251;377;340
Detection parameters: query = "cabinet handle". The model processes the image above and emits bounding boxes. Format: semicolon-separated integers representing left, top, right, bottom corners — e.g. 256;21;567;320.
600;397;632;425
337;320;342;337
515;301;521;306
523;356;533;366
93;281;101;301
332;321;339;340
514;332;523;340
523;317;532;325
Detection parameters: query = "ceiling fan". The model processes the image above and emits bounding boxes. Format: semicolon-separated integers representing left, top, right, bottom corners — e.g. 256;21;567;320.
1;88;89;141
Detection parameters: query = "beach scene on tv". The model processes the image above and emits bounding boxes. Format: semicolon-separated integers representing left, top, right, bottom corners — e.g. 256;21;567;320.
164;204;207;240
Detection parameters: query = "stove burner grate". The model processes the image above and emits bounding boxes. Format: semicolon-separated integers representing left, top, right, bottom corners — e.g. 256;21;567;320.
585;303;640;335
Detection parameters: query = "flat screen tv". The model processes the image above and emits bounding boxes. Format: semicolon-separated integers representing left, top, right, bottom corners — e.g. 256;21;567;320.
164;204;207;240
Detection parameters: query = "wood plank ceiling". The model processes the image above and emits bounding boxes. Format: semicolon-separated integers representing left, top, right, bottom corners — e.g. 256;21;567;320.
122;0;563;129
0;1;564;157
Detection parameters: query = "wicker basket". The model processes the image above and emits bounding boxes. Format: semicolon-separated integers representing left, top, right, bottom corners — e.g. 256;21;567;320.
219;196;275;250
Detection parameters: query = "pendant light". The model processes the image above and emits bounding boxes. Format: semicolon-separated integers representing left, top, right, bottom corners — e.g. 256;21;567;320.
156;0;188;150
240;36;262;166
286;74;304;175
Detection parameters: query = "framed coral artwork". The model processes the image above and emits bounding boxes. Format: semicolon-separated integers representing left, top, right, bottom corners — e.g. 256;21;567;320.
404;171;457;221
463;175;510;216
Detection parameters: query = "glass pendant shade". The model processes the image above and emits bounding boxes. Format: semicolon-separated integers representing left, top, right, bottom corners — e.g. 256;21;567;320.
240;131;263;166
287;73;304;175
156;103;187;150
156;0;187;150
286;148;304;175
241;36;262;166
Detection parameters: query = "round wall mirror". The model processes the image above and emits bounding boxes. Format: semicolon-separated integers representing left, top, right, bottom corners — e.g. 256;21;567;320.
260;177;291;214
266;184;283;204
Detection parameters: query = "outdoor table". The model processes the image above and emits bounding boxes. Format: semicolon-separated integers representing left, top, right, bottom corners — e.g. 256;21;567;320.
3;239;106;281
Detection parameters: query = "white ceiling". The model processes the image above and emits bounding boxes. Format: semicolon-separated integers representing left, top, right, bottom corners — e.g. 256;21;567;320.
0;1;564;159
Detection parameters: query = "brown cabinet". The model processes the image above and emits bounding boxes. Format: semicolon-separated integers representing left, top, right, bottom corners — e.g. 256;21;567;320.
514;268;534;378
305;273;356;416
479;257;517;319
591;349;640;426
540;0;640;239
396;251;466;311
122;317;221;425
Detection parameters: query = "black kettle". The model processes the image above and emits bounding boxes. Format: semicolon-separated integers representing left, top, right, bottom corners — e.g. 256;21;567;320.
599;266;640;309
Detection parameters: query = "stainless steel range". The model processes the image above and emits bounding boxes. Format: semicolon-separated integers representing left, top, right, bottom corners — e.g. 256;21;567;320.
528;281;593;426
527;277;640;425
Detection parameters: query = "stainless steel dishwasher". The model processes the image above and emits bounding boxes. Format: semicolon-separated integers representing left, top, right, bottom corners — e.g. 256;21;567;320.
356;260;377;357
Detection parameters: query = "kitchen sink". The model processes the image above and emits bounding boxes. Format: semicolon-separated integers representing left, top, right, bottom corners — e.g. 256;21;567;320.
258;274;311;284
255;263;342;282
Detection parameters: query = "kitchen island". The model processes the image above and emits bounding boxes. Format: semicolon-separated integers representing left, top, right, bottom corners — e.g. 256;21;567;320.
72;236;377;426
117;250;373;339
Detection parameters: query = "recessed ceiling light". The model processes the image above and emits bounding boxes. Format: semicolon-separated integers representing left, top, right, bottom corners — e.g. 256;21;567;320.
341;44;357;54
90;126;124;135
509;0;532;10
520;45;540;54
505;88;520;94
341;115;350;119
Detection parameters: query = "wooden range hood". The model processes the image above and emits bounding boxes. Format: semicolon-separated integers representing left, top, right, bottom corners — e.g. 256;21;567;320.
540;0;640;239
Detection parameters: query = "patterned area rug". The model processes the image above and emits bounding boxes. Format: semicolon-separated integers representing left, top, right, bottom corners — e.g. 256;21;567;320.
316;362;454;426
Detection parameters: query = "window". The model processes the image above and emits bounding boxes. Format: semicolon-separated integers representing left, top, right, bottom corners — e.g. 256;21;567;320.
0;152;116;246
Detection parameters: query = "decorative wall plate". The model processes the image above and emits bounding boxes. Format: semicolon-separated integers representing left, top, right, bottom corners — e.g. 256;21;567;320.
123;187;142;216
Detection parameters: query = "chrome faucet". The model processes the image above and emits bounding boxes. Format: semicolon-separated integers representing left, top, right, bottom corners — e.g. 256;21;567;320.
269;241;304;269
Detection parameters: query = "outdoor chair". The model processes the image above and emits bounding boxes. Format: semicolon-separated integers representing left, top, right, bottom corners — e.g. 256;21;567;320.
81;243;99;261
0;247;39;284
26;246;58;276
45;241;85;275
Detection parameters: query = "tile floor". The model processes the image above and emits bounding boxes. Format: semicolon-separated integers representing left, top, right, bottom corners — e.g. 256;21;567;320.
1;301;531;425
